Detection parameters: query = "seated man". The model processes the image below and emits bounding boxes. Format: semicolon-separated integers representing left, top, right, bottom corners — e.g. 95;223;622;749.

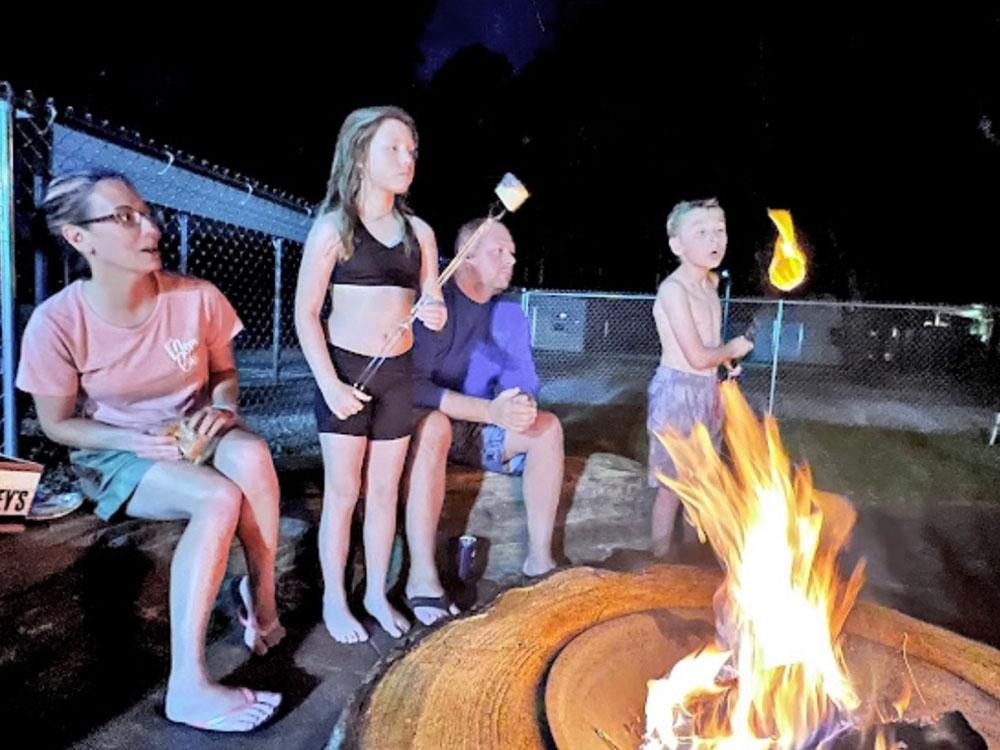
402;219;563;624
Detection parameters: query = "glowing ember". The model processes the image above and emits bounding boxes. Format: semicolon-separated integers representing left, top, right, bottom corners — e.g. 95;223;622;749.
643;382;866;749
767;209;807;292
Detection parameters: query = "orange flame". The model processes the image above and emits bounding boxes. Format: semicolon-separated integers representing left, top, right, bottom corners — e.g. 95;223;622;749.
643;382;866;749
767;209;807;292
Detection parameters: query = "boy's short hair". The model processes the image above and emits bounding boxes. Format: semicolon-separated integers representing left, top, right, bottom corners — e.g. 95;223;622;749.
665;198;723;238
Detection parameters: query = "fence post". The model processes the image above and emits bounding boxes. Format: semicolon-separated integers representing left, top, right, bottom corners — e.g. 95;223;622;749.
1;86;19;455
272;237;283;384
721;270;732;340
767;299;784;415
177;213;190;274
33;175;49;304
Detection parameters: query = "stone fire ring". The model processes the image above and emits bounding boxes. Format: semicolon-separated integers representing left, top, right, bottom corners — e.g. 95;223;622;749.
350;566;1000;749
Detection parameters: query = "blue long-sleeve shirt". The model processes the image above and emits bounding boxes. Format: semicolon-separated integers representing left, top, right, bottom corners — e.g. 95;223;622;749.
412;281;540;409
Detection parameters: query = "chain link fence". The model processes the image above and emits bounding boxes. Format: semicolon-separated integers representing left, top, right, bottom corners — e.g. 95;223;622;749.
524;290;999;434
3;85;998;471
2;87;319;460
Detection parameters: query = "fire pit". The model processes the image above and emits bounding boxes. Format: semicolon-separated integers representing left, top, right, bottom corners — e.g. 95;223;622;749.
349;385;999;749
348;566;1000;749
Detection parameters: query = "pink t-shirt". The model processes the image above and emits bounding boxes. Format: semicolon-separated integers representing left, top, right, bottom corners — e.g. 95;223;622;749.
16;271;243;432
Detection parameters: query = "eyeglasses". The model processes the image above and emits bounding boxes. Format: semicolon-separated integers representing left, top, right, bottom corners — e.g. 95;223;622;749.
77;205;162;230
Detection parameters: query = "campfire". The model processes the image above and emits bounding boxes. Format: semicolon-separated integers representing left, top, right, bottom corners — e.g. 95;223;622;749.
640;382;990;749
349;384;998;749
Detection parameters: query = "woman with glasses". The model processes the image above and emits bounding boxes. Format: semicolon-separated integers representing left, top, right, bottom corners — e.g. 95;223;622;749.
16;170;283;732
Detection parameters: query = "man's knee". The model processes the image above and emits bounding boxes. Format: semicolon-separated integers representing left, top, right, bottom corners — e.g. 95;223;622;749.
531;410;564;451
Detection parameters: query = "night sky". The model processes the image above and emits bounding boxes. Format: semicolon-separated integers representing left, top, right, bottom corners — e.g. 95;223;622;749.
3;3;999;303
